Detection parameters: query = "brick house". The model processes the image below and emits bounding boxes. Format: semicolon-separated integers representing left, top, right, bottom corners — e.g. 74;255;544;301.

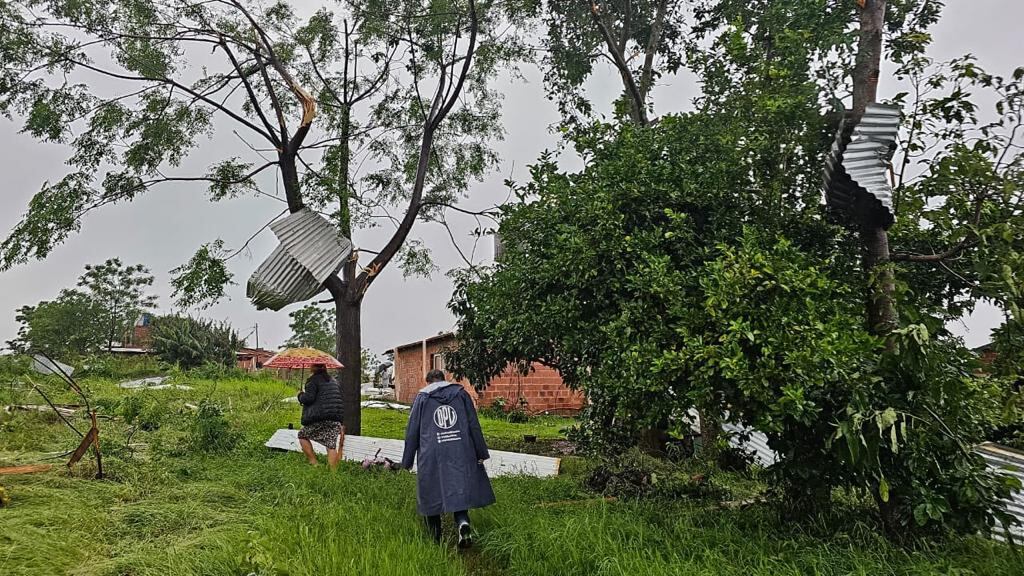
237;347;275;372
391;333;585;415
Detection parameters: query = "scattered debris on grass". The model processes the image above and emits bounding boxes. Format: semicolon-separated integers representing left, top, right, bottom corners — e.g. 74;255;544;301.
27;352;104;479
4;404;80;418
360;400;409;411
30;355;74;377
360;448;401;471
118;376;190;390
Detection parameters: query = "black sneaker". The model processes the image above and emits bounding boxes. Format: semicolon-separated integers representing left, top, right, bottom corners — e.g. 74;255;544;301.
457;521;472;549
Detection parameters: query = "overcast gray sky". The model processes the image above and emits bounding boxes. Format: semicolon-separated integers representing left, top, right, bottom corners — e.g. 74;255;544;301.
1;1;1021;357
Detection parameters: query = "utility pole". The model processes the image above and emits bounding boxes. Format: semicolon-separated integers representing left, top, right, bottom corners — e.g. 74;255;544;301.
255;323;260;350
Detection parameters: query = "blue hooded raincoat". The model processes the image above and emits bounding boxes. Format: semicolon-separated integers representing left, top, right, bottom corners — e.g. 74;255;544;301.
401;382;496;516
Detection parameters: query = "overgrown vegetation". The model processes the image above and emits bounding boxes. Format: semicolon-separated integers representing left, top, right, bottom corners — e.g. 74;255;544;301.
7;259;157;357
448;1;1024;538
0;373;1020;575
151;316;241;370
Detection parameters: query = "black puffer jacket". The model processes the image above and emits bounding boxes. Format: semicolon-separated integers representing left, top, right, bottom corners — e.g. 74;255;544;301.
298;372;344;426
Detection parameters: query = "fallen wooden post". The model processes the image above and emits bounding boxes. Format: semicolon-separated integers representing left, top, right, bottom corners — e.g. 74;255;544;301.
265;429;561;478
0;464;53;475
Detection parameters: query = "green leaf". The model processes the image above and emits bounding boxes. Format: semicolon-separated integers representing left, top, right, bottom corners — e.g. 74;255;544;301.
878;477;890;503
914;504;930;526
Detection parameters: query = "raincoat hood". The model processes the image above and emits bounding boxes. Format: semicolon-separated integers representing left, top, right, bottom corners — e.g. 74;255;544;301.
419;381;462;403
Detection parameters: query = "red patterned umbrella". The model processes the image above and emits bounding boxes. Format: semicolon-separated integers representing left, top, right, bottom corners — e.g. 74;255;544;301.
263;347;344;370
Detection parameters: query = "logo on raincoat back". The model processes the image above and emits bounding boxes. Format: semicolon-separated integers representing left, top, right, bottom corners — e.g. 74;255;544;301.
433;405;458;429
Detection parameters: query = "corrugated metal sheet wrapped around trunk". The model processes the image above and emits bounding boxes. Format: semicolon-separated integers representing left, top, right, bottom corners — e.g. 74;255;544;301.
976;442;1024;542
823;103;901;229
247;208;353;311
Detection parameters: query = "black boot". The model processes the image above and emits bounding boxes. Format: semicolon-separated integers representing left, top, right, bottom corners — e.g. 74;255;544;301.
454;510;471;549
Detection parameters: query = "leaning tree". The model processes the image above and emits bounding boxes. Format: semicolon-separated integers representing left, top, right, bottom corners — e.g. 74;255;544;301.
0;0;526;432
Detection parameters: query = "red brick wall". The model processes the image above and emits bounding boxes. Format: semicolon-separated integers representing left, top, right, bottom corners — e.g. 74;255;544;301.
393;336;585;414
131;325;153;349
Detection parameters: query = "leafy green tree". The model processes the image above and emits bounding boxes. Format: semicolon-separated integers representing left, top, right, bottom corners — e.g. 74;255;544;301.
991;319;1024;379
285;303;334;353
8;289;108;357
451;0;1023;536
361;348;380;384
77;258;158;350
151;315;241;370
0;0;528;433
528;0;688;128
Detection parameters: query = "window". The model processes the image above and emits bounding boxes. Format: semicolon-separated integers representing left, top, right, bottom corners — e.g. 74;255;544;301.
431;354;446;372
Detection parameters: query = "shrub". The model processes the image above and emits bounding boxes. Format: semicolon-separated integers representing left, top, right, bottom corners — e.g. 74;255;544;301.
507;397;530;423
585;447;726;501
188;400;238;453
80;354;163;379
479;397;509;420
188;362;246;381
0;354;29;378
688;236;1018;536
151;316;241;370
119;393;165;431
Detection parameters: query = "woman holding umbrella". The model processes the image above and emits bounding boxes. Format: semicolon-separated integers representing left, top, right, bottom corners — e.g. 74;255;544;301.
264;348;346;469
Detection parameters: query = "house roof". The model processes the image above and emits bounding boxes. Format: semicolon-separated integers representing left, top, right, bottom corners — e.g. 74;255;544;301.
973;342;995;354
237;347;275;357
393;332;456;351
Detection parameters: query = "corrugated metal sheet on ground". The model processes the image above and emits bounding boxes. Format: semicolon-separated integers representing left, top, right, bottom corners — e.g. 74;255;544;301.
247;208;352;311
723;423;778;467
265;429;560;478
685;409;778;467
976;442;1024;542
31;354;74;376
823;103;901;228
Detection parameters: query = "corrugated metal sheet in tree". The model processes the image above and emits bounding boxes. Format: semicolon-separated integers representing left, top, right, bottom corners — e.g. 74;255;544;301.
270;208;353;283
247;208;353;311
823;103;901;229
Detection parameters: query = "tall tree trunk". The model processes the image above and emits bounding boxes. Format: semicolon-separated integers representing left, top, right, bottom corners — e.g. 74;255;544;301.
852;0;897;337
334;294;362;434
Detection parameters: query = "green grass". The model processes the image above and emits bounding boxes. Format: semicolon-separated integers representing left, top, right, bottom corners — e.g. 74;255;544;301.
1;374;1021;576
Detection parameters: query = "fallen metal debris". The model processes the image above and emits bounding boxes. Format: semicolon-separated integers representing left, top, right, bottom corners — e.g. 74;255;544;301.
265;429;561;478
27;351;104;479
977;442;1024;542
118;376;168;389
31;355;74;377
4;404;80;418
247;208;354;311
360;400;410;411
823;103;901;228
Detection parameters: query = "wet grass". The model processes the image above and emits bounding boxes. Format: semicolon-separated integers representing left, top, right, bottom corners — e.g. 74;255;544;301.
1;374;1021;575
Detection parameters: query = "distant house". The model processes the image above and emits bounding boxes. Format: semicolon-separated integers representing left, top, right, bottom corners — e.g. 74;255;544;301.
106;313;155;355
390;332;585;415
237;347;275;372
974;342;998;367
131;313;155;349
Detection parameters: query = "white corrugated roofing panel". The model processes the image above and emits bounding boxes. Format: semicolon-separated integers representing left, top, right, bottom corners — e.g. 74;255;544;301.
823;103;901;228
270;208;353;284
977;442;1024;542
247;207;353;311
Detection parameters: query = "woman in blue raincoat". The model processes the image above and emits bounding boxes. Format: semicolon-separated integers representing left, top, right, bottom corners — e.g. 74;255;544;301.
401;369;495;547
